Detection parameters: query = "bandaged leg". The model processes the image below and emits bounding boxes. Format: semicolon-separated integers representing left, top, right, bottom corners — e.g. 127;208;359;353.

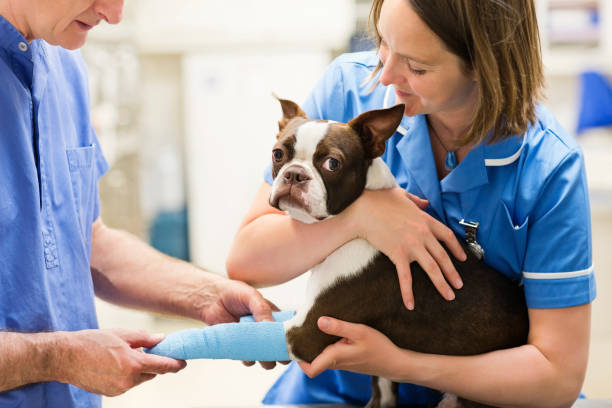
145;311;295;361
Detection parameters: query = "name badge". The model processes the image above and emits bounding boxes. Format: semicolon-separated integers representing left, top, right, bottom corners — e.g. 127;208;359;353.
459;219;485;260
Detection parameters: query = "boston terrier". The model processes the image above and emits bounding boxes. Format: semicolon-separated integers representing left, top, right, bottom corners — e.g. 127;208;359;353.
269;97;529;408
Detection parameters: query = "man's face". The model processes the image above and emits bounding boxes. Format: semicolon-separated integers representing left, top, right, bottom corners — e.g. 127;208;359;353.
32;0;124;49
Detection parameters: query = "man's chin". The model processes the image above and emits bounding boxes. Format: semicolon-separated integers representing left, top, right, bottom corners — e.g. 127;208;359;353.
57;33;88;50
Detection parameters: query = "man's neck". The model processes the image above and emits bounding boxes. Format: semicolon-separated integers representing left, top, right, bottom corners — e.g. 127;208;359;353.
0;0;34;41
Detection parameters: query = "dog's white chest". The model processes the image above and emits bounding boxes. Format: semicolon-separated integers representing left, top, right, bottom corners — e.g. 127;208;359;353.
283;238;379;357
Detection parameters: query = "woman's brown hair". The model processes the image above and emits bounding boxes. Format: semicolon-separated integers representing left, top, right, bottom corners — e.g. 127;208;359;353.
368;0;544;144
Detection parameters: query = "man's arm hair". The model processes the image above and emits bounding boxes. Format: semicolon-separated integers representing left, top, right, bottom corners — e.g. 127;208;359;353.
0;331;64;392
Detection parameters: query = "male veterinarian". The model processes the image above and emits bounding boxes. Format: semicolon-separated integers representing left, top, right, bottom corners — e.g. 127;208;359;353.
0;1;276;406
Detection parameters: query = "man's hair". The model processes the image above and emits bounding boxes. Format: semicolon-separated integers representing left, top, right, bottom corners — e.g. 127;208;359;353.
368;0;544;145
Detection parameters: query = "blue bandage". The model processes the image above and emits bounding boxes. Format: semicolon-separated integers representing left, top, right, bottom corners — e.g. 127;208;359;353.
145;311;296;361
238;310;296;323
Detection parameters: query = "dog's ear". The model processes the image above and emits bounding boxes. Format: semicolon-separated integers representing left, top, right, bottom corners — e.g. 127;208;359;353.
348;104;405;158
273;93;308;133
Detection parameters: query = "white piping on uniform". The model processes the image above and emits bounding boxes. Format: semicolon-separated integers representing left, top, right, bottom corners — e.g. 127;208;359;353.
523;265;594;280
383;85;392;109
484;135;527;167
384;84;527;166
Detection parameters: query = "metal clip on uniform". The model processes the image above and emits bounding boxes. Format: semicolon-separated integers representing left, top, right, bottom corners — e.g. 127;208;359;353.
459;219;485;260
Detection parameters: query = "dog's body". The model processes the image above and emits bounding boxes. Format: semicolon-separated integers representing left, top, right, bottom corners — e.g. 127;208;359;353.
269;98;529;408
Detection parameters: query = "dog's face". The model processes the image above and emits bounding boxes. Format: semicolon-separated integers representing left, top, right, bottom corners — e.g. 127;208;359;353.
268;98;404;223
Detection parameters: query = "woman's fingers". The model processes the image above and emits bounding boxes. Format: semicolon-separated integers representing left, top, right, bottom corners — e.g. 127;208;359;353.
414;250;455;301
392;241;457;307
428;215;466;262
392;253;415;310
426;236;463;290
405;192;429;210
317;317;364;340
356;188;467;308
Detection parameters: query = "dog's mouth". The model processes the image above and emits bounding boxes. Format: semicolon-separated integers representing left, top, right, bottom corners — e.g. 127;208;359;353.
270;184;310;212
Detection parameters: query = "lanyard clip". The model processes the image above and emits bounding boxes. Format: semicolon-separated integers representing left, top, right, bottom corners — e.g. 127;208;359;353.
459;219;485;260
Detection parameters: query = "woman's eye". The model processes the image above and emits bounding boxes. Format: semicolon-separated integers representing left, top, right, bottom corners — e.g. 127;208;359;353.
273;149;284;162
409;65;427;76
322;157;340;172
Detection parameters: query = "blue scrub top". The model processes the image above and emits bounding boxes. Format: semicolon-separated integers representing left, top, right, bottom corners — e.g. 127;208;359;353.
0;16;108;408
263;51;596;406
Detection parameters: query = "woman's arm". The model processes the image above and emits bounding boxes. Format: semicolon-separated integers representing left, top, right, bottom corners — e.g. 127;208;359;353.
226;183;360;287
227;182;466;309
300;304;591;408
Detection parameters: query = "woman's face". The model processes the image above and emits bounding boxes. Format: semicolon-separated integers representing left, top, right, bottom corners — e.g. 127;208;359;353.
377;0;478;117
29;0;124;49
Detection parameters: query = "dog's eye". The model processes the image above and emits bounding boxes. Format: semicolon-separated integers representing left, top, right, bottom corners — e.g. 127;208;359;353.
272;149;284;162
322;157;340;172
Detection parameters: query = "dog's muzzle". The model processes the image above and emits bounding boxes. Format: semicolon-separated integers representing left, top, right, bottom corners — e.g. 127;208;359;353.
269;165;312;210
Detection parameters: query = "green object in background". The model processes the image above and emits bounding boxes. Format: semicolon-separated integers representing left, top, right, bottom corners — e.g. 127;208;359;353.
149;207;190;262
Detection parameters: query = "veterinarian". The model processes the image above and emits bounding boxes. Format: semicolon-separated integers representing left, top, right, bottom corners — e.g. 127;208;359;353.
0;1;277;407
226;0;596;406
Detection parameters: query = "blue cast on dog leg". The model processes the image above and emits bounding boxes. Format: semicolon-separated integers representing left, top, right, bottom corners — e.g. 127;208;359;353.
145;311;296;361
238;310;296;323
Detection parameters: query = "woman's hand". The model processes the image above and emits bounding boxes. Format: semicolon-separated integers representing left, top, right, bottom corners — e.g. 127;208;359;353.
297;317;406;380
348;187;466;309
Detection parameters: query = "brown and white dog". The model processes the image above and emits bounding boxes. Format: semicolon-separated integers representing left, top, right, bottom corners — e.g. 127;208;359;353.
269;97;529;408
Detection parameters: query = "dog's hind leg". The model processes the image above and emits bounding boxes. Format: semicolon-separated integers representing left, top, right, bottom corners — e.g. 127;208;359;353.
456;398;494;408
437;394;494;408
366;376;397;408
365;376;382;408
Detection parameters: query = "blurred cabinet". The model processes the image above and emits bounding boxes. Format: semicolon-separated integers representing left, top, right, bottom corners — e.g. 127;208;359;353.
537;0;612;76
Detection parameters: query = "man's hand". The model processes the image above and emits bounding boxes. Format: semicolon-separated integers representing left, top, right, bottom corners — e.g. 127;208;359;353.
199;278;276;325
55;329;186;396
198;278;288;370
298;316;404;380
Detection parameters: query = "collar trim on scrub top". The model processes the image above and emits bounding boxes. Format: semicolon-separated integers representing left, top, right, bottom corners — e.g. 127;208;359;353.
383;85;526;167
523;265;594;280
483;136;526;167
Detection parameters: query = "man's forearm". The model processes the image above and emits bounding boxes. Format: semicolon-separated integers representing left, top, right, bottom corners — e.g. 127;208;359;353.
0;332;61;392
90;220;222;321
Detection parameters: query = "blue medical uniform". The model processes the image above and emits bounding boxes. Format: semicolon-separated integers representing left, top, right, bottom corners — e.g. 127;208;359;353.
0;16;108;408
263;51;596;406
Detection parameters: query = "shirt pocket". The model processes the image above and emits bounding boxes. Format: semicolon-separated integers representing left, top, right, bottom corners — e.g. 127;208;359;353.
66;145;96;239
487;201;529;278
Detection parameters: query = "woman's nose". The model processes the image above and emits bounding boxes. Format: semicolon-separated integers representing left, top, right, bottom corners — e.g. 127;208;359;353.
379;54;403;87
94;0;124;25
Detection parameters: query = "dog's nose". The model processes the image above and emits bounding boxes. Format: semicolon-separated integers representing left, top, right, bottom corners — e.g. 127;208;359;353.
283;166;311;185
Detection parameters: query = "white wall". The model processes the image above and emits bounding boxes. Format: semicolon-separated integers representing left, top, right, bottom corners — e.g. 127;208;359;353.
182;52;331;309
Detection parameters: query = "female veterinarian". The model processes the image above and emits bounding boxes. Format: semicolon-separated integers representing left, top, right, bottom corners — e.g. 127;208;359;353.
226;0;596;406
